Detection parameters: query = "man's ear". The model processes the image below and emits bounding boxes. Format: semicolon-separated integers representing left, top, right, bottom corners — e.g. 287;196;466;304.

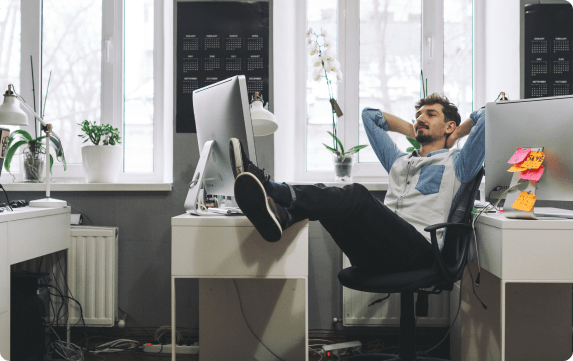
445;121;456;135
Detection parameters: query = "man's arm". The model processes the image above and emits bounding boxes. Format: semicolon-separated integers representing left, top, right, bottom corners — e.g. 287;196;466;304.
362;108;408;173
453;107;486;183
382;112;416;139
446;118;473;149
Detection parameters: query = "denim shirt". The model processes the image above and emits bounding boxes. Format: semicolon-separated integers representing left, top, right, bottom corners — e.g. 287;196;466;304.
362;107;486;245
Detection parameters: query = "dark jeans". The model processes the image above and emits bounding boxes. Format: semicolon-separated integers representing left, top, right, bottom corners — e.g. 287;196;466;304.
287;183;434;275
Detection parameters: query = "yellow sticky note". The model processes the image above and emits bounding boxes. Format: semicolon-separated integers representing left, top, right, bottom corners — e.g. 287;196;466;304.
507;164;528;172
512;191;537;212
519;151;545;169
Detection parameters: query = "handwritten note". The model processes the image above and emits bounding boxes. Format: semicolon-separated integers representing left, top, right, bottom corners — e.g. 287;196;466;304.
508;148;531;164
512;191;537;212
520;165;545;181
519;151;545;169
507;164;528;172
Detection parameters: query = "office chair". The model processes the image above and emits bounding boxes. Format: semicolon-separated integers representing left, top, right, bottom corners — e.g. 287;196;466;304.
338;167;485;361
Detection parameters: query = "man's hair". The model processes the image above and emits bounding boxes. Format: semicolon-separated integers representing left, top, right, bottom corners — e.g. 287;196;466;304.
415;93;461;126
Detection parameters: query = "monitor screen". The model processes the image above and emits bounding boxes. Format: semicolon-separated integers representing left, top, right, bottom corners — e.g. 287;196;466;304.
485;96;573;203
192;75;257;199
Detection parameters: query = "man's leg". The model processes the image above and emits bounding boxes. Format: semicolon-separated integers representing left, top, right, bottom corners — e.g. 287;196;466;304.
288;183;434;274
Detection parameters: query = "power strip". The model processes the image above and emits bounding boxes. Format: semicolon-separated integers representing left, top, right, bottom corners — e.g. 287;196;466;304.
142;343;199;354
321;341;362;357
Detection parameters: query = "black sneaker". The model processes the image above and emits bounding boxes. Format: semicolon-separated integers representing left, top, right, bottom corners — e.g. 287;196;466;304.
234;172;288;242
229;138;270;184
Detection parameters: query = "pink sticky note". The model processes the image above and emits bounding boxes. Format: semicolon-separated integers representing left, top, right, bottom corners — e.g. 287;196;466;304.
519;165;545;181
508;148;531;164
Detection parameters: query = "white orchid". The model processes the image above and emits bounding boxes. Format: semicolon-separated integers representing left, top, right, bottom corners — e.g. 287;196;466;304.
311;54;322;68
308;41;319;56
336;69;343;81
325;60;341;73
306;28;357;157
320;48;335;63
312;67;322;81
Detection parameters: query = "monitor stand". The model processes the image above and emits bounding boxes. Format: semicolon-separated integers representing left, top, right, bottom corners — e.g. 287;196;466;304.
503;147;542;219
184;140;216;215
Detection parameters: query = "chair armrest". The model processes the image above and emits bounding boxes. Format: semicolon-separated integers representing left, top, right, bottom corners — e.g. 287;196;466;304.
425;222;474;283
424;222;473;233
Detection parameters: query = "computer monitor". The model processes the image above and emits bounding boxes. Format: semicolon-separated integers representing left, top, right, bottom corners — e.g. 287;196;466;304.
183;75;257;212
485;96;573;211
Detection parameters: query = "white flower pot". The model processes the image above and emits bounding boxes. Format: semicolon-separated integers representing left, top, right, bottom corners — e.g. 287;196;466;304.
81;145;122;183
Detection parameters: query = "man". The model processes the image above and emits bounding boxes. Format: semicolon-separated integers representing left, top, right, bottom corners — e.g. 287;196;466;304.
231;93;485;275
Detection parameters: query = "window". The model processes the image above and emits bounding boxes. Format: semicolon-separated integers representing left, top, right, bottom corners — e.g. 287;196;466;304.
303;0;473;182
0;0;172;184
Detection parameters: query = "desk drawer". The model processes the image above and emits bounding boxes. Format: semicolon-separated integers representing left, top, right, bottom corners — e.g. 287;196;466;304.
172;221;308;277
8;213;70;265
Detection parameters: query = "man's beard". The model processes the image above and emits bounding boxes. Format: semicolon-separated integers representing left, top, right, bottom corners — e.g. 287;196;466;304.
415;132;433;145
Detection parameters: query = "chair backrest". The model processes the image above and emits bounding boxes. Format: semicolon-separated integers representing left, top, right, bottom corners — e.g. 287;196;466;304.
439;167;485;280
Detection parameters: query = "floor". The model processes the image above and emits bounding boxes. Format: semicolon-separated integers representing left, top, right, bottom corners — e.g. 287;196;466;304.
46;330;450;360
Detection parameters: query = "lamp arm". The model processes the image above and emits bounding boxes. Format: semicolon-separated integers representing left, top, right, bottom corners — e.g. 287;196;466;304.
15;94;61;140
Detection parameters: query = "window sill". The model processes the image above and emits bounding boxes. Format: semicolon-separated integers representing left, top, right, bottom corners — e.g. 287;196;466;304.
0;180;172;192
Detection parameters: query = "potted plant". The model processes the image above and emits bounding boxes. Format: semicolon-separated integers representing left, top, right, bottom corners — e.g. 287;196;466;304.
78;120;122;183
3;130;66;182
307;27;368;181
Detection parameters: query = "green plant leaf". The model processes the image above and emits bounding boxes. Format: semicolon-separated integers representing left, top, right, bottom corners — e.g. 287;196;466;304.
347;144;369;154
3;139;28;172
406;137;420;149
50;134;67;170
327;131;344;154
322;143;340;156
10;129;33;142
406;147;415;153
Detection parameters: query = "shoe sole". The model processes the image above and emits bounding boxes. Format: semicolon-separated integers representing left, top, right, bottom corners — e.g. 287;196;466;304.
230;138;243;179
234;173;282;242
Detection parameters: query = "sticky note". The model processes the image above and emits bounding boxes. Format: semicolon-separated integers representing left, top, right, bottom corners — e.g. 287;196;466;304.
519;151;545;169
508;148;531;164
520;165;545;181
507;164;528;172
512;191;537;212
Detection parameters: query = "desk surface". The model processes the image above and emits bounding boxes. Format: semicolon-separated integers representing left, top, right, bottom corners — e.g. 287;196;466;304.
0;206;70;223
477;212;573;230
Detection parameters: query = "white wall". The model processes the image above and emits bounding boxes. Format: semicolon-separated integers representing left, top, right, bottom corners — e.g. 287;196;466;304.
480;0;521;103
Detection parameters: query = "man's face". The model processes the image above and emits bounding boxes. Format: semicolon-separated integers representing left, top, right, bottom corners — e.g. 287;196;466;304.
413;103;454;145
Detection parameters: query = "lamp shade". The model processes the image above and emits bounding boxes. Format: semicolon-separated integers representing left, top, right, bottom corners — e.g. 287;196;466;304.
0;93;29;126
250;98;278;137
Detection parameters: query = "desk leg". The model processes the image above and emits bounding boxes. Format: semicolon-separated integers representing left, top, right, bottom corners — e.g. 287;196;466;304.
500;281;506;361
172;276;176;361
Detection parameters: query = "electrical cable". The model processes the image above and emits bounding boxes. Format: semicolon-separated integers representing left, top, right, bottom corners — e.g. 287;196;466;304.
0;184;13;211
424;267;465;355
233;279;287;361
67;202;93;225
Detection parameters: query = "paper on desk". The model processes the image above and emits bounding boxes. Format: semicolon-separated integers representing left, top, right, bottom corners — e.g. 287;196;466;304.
508;148;531;164
519;165;545;181
507;164;528;172
519;151;545;169
512;191;537;212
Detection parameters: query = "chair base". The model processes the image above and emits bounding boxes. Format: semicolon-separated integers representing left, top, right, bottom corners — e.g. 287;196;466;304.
349;353;448;361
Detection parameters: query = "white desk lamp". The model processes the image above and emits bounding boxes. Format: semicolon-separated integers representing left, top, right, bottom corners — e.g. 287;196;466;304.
0;84;67;208
250;92;278;136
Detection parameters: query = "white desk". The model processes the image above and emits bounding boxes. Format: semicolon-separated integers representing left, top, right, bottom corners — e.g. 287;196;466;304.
451;213;573;361
171;214;309;361
0;206;71;360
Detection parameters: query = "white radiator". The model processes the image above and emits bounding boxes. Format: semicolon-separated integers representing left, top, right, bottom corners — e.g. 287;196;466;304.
342;255;450;327
13;226;119;327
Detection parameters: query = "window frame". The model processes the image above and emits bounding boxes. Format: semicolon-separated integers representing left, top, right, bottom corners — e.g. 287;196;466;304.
295;0;472;184
0;0;173;185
